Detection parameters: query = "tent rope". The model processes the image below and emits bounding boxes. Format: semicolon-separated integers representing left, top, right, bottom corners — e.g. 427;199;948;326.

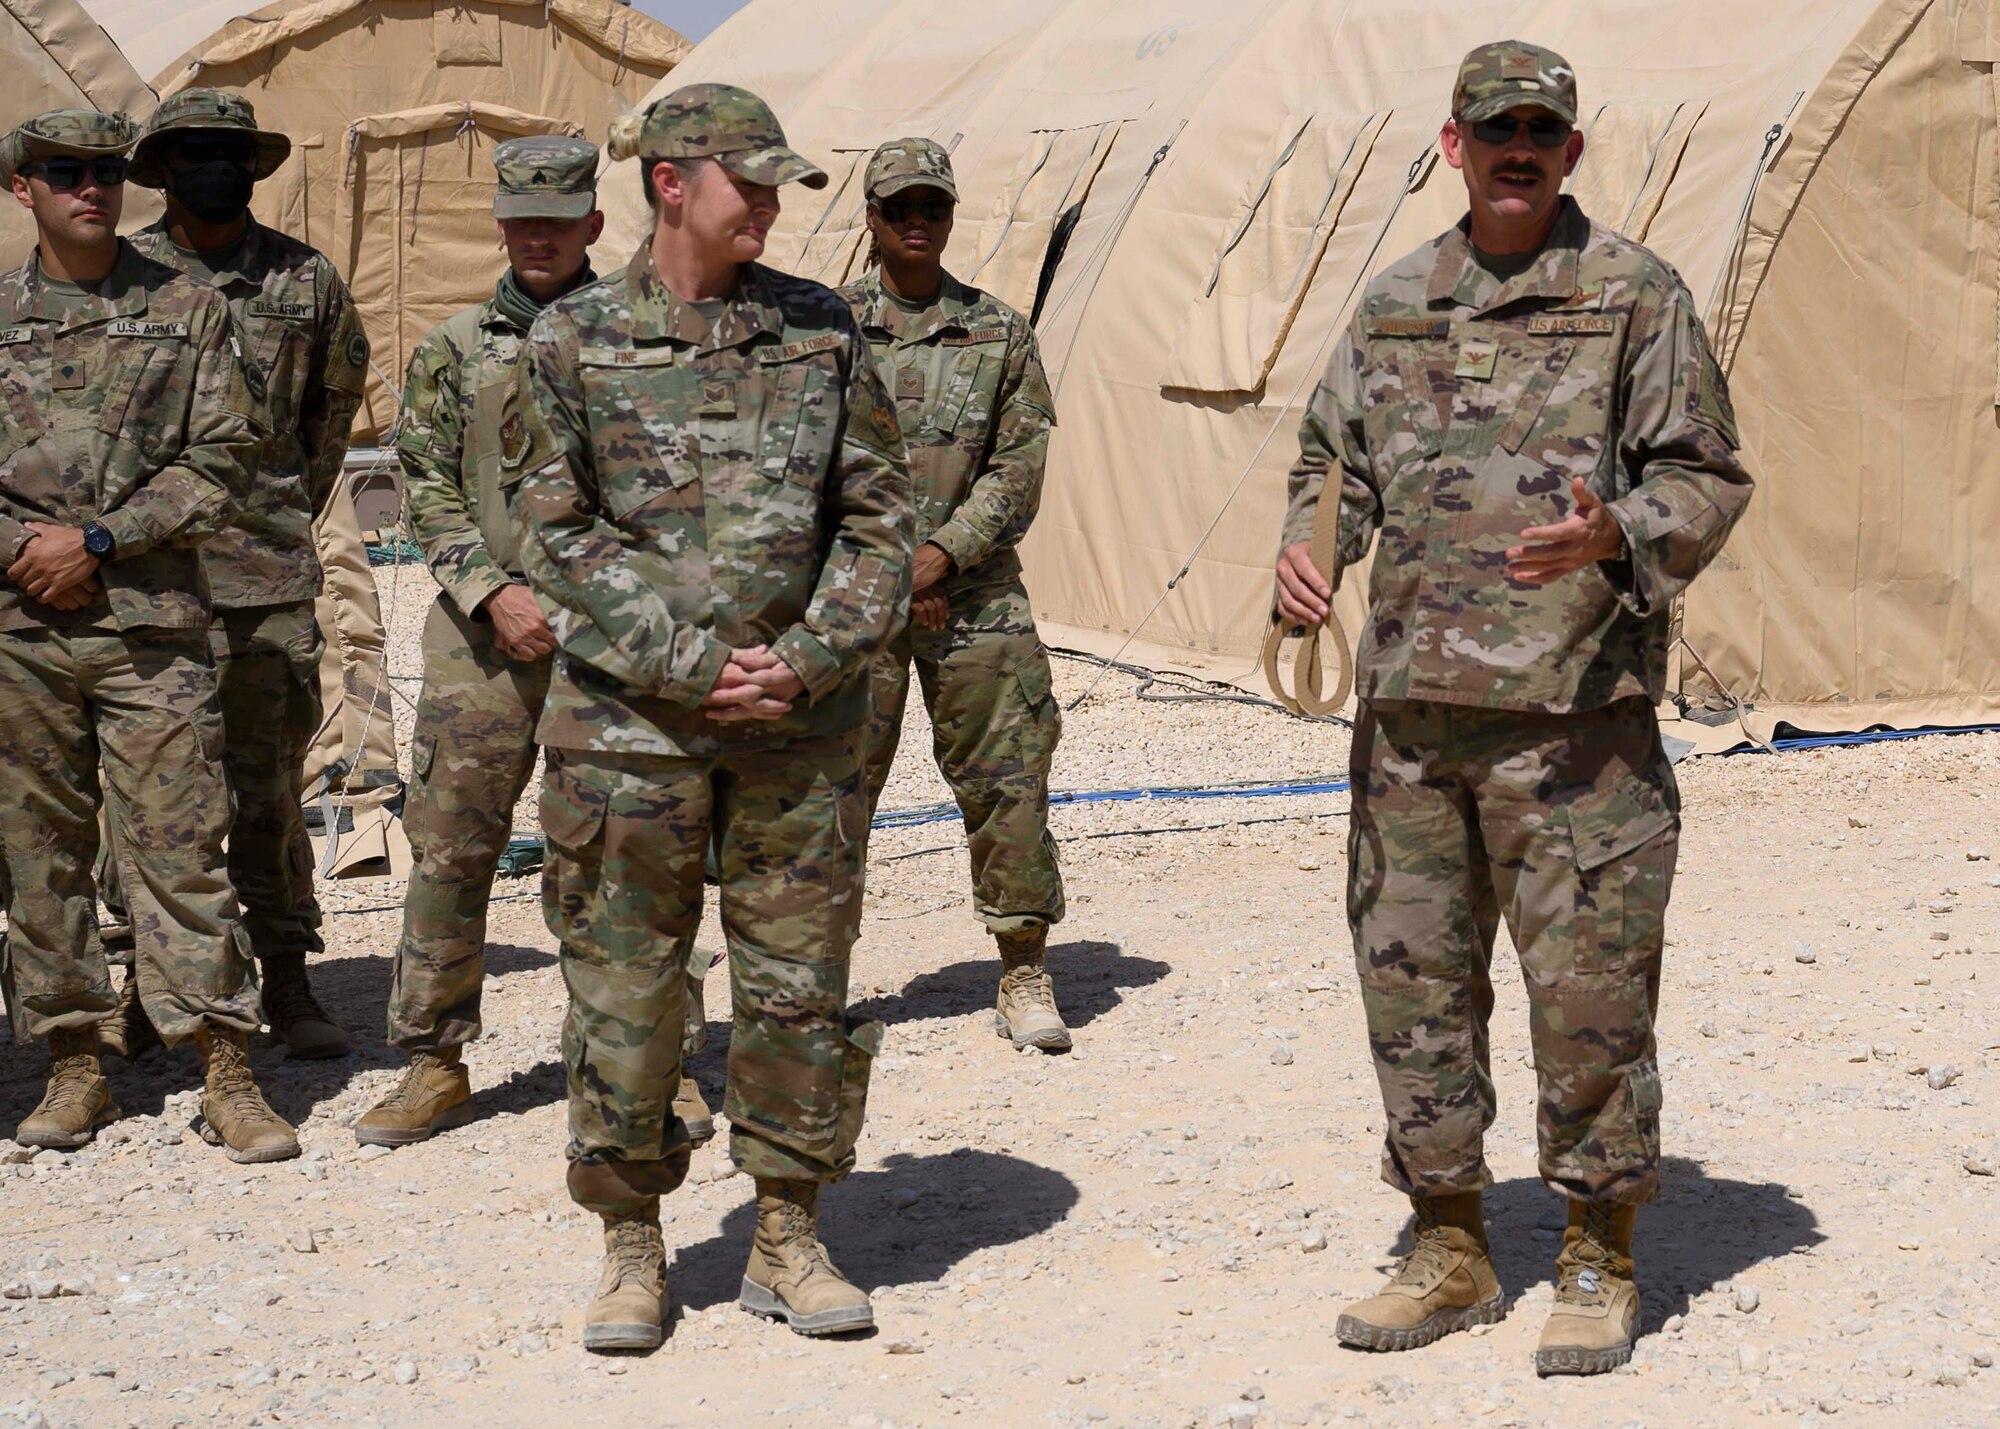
1066;143;1435;712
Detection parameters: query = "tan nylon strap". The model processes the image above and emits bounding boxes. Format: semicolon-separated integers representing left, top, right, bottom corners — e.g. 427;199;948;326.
1262;498;1353;718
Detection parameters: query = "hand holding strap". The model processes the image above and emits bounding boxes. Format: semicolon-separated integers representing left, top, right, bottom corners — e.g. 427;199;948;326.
1261;505;1353;719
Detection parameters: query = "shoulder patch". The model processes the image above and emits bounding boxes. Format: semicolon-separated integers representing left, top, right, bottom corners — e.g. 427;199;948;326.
1365;318;1451;339
940;327;1012;347
108;319;189;340
1526;315;1619;337
759;333;844;364
500;408;529;469
578;345;675;369
0;326;34;346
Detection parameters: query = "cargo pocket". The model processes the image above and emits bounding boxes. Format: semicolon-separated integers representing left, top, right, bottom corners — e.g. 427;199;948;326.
1566;773;1678;977
539;753;611;946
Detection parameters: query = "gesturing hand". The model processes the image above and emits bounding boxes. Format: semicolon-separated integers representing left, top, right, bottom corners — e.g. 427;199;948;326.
1273;540;1331;626
483;582;558;661
1506;478;1625;585
702;645;806;722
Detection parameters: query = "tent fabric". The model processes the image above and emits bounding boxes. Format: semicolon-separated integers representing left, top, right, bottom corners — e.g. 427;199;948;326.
607;0;2000;738
133;0;692;441
0;0;158;265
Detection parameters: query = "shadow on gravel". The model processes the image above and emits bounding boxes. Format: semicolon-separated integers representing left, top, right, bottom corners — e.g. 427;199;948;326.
848;939;1169;1032
1372;1157;1823;1337
666;1148;1081;1314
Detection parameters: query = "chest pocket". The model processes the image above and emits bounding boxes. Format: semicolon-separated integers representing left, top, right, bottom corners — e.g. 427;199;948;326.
1358;344;1447;486
578;347;697;522
467;376;525;571
1493;336;1576;455
98;337;188;460
240;302;313;421
927;339;1002;437
755;348;840;487
0;351;45;468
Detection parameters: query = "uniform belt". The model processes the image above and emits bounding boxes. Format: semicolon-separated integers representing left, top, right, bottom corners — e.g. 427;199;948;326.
1260;502;1353;719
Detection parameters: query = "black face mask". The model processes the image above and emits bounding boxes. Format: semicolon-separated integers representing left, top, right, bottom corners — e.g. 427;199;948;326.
168;161;256;224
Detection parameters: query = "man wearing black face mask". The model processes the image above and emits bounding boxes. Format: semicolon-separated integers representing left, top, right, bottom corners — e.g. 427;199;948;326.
103;90;371;1062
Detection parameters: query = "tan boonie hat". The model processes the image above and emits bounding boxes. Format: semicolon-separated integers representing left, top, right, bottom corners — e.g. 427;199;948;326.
129;89;291;189
1;109;137;186
864;137;958;202
1453;40;1579;126
628;82;826;190
493;135;599;220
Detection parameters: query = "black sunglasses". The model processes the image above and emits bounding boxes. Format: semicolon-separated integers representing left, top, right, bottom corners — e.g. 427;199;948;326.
174;135;260;168
23;157;129;191
873;196;954;224
1466;116;1574;149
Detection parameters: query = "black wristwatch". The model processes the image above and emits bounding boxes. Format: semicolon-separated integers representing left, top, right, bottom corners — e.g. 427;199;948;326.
83;521;116;559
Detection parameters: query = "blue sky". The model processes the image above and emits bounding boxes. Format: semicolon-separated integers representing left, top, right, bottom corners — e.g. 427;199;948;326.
630;0;749;41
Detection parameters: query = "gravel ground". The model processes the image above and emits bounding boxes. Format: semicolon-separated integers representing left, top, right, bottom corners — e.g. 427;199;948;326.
2;558;1998;1428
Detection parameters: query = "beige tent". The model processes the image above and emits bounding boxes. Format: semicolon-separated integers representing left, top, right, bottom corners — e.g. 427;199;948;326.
124;0;693;441
607;0;2000;739
0;0;157;266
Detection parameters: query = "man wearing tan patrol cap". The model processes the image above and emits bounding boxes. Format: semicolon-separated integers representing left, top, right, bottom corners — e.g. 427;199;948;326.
838;138;1070;1053
356;134;684;1150
94;89;371;1064
504;85;911;1350
1271;43;1753;1373
0;109;298;1164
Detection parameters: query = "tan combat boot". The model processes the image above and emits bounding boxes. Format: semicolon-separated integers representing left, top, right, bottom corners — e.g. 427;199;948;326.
353;1048;473;1147
993;928;1071;1052
673;1074;716;1149
1335;1192;1506;1351
260;950;351;1059
17;1026;120;1149
194;1025;300;1163
95;968;161;1062
585;1212;668;1351
1535;1201;1641;1376
739;1179;874;1336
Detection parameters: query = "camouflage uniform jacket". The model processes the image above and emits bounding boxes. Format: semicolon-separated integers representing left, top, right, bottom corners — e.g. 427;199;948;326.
0;240;256;632
507;244;912;757
1284;198;1754;713
398;293;533;617
836;268;1053;584
130;217;368;609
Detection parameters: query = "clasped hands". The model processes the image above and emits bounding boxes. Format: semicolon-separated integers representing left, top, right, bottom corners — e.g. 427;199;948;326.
7;523;101;610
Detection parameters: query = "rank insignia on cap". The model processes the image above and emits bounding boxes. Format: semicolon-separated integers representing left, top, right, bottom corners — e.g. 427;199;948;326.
1501;55;1540;80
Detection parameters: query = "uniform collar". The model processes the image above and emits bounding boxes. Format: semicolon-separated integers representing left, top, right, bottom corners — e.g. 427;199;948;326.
12;238;150;328
851;267;981;345
623;242;782;351
1425;197;1589;315
135;214;268;290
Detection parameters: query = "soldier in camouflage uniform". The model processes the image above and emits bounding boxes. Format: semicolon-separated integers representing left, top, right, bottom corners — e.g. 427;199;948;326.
356;135;711;1147
507;84;911;1351
838;139;1069;1053
1272;44;1753;1373
0;110;297;1162
88;91;371;1063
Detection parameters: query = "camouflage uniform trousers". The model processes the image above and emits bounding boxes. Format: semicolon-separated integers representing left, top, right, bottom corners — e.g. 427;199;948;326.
387;594;709;1052
862;573;1064;933
99;602;325;965
541;733;878;1188
0;628;261;1045
1347;696;1678;1205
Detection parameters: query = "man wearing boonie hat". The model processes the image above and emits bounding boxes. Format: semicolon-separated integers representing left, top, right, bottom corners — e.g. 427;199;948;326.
504;83;911;1352
353;133;732;1154
1271;41;1753;1375
0;108;299;1164
90;90;372;1066
838;138;1070;1054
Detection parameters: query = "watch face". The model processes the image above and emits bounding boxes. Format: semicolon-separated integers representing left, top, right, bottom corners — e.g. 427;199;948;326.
85;526;112;556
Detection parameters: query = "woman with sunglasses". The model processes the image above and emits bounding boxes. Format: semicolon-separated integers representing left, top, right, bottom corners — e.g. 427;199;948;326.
838;139;1070;1053
0;108;298;1164
1272;41;1753;1377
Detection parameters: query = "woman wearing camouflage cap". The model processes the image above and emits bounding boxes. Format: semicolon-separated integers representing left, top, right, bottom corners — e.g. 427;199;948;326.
502;83;912;1350
839;137;1070;1052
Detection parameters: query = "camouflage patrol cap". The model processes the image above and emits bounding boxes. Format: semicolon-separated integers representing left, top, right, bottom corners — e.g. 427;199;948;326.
1452;41;1579;126
493;135;600;220
129;89;291;189
625;82;827;190
1;109;137;186
864;138;958;202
